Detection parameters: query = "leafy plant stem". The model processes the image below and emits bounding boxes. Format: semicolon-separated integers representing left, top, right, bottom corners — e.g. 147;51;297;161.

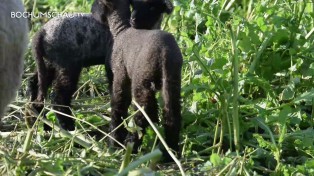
41;118;103;153
213;119;220;153
132;100;185;176
248;33;272;75
229;24;240;155
216;157;238;176
119;142;134;173
117;149;162;176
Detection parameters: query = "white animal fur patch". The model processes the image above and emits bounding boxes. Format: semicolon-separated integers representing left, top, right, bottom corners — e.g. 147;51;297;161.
0;33;5;69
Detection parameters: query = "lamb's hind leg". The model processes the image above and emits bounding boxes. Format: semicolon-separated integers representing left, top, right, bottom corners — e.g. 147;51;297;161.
110;68;131;147
26;71;40;126
28;72;39;102
128;78;159;151
51;66;81;131
33;65;55;111
162;78;182;161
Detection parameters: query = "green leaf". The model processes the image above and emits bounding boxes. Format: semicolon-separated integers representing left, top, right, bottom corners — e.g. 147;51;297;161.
238;31;252;53
278;106;291;125
294;89;314;103
210;153;222;167
252;117;276;147
280;86;295;101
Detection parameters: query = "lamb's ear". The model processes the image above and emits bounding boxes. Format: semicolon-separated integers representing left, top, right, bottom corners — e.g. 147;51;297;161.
98;0;113;11
163;0;173;14
92;0;105;22
129;0;134;6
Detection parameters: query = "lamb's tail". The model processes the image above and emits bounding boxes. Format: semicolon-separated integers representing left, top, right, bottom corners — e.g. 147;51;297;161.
161;47;183;158
32;29;47;101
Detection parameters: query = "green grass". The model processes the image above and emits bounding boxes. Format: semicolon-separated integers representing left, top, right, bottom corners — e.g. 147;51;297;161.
1;0;314;175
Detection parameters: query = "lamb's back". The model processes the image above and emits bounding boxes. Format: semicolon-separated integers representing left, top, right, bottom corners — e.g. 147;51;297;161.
41;14;112;66
115;29;181;79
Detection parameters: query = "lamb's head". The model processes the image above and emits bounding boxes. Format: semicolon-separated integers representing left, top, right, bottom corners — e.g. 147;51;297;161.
92;0;110;24
130;0;173;29
95;0;131;27
94;0;172;30
97;0;130;15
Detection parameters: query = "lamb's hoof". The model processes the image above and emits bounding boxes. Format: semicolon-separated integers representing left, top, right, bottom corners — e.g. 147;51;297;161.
59;122;75;131
87;125;108;141
124;133;141;153
43;123;52;131
160;147;181;163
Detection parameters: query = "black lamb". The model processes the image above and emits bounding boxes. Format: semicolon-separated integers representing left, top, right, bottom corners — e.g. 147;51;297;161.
28;0;173;130
98;0;183;159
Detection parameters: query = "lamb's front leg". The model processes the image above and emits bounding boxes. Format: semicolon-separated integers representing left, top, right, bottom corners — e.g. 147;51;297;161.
27;66;55;130
127;78;159;151
110;67;131;147
32;65;55;112
51;66;81;131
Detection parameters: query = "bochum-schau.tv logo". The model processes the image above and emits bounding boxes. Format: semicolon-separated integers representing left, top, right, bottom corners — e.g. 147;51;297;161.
11;12;87;19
